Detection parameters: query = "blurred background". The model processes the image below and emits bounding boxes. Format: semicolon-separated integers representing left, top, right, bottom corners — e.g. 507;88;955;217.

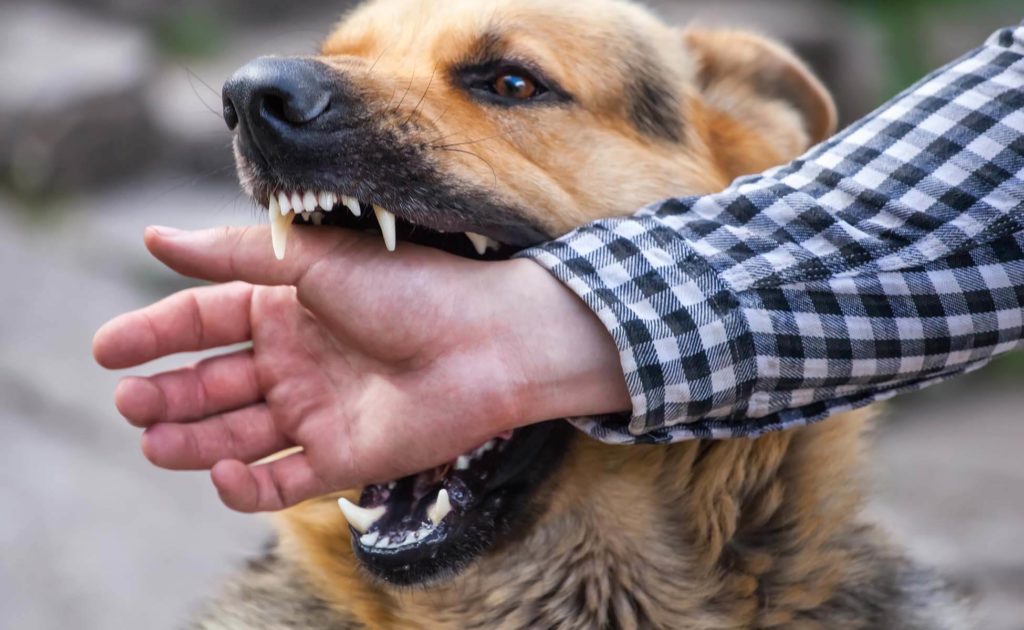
0;0;1021;628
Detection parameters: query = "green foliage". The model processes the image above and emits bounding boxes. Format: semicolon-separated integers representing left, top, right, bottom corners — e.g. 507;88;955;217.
154;10;225;60
986;350;1024;378
840;0;1018;97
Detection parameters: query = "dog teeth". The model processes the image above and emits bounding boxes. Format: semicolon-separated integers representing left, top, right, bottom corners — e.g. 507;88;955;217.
268;196;296;261
356;489;452;550
373;205;397;252
427;489;452;526
265;190;503;260
337;498;387;534
475;440;497;456
318;191;336;212
302;191;318;213
465;232;489;256
342;195;361;217
454;438;498;471
465;232;501;256
277;192;292;214
360;531;380;547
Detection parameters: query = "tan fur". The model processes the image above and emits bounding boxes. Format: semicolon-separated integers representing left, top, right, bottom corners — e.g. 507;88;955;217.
199;2;961;628
315;0;833;235
277;412;876;629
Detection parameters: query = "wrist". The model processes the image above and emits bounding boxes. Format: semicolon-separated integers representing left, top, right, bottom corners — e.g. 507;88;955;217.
497;259;630;425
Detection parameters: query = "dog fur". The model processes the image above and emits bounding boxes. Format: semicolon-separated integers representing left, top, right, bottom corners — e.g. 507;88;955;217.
196;1;965;627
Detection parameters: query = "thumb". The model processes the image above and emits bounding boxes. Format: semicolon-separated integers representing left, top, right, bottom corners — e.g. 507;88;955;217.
144;224;363;288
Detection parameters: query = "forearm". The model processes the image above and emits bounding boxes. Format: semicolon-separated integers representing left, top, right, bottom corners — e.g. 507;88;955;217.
521;23;1024;441
495;259;630;425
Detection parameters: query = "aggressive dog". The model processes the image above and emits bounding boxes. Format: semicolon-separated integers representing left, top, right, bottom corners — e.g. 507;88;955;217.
197;0;966;627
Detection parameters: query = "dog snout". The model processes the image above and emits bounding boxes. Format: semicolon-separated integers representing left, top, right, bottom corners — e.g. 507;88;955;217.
223;57;336;156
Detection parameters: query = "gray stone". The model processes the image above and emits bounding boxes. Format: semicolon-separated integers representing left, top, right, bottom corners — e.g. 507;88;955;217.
0;189;269;630
871;384;1024;630
33;0;358;27
0;4;158;195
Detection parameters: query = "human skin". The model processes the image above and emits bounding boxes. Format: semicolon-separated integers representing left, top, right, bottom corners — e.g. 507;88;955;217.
92;225;630;512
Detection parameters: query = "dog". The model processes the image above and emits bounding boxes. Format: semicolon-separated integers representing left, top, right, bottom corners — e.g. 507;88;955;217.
197;0;967;627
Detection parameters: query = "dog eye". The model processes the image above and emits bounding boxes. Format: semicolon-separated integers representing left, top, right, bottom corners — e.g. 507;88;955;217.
492;72;541;100
458;62;564;105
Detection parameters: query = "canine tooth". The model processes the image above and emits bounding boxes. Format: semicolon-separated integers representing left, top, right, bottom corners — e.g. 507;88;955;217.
373;205;397;252
342;195;361;217
427;489;452;526
277;192;292;214
337;498;387;534
303;191;318;213
465;232;489;256
269;203;295;261
318;192;335;211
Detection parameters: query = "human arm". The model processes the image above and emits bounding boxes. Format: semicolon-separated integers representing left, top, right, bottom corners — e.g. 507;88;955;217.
93;24;1024;512
521;23;1024;442
93;227;629;512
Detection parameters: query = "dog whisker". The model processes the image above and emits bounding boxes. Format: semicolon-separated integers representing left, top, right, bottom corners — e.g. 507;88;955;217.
180;64;225;119
431;133;506;151
364;45;390;78
402;68;437;127
390;70;418;116
438;147;498;187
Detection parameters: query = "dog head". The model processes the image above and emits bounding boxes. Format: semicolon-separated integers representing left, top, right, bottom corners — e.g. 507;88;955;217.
222;0;835;586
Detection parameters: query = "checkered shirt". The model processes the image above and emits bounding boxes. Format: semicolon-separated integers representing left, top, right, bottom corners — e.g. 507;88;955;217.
521;24;1024;443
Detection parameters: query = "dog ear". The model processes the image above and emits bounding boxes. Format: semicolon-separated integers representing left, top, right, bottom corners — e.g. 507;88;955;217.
683;29;838;177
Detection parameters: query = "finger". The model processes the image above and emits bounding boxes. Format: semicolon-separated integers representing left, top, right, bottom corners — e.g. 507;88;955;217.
143;224;364;288
140;404;293;471
211;454;329;513
114;350;260;427
94;282;254;369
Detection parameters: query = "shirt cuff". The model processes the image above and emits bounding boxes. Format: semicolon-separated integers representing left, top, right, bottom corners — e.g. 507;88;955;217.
517;212;757;439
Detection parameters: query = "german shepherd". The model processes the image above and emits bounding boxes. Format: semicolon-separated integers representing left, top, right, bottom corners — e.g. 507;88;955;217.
198;0;966;627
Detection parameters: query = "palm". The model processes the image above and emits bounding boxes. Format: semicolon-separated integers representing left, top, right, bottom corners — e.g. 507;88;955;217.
95;226;527;511
249;237;513;473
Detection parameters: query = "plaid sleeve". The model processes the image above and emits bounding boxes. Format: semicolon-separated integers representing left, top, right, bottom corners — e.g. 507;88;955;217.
519;24;1024;444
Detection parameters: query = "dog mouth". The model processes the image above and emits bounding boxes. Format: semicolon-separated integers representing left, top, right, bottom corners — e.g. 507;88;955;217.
260;188;523;261
340;422;570;584
249;182;570;585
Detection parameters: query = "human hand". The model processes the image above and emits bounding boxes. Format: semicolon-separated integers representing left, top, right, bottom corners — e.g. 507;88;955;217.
93;226;628;512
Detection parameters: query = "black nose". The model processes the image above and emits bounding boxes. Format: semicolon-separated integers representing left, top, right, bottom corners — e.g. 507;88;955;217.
222;56;334;142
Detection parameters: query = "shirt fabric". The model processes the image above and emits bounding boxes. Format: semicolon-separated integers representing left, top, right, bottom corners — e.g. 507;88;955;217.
520;24;1024;444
